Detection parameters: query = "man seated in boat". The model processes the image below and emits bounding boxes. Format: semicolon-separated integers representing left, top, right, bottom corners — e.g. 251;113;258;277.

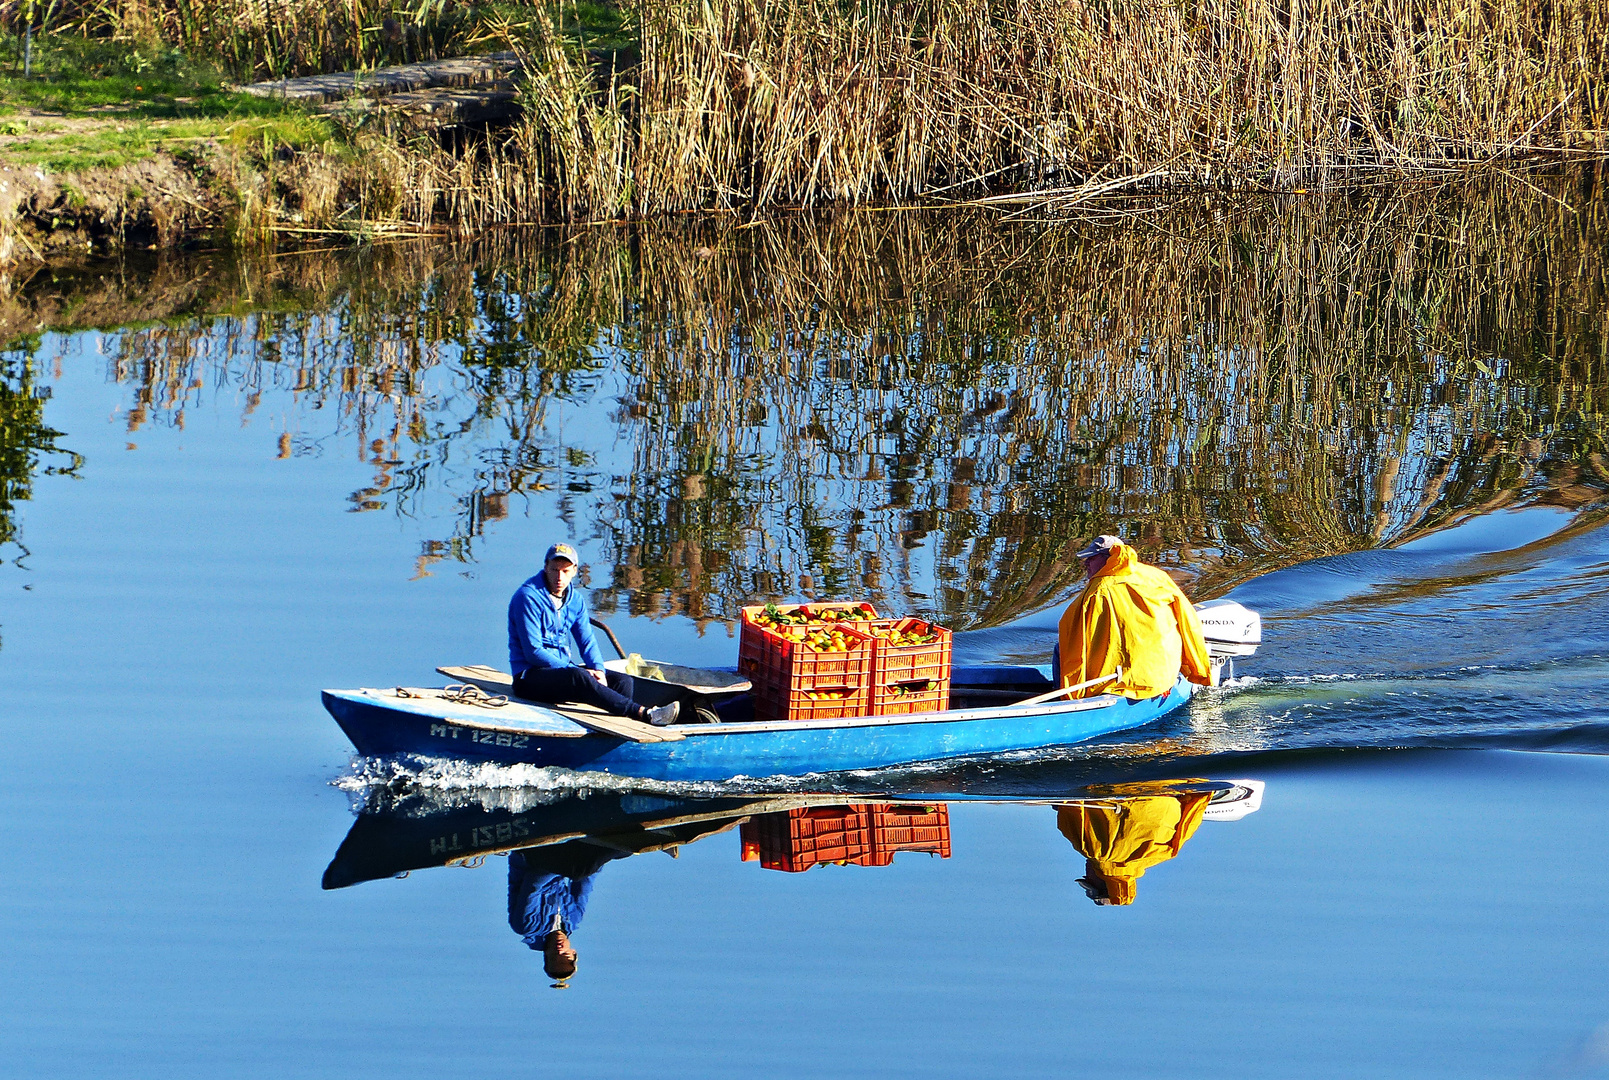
508;543;680;726
1055;782;1214;905
1056;534;1215;700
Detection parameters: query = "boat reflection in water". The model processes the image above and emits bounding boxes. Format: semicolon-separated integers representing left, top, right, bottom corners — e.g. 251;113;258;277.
322;779;1263;984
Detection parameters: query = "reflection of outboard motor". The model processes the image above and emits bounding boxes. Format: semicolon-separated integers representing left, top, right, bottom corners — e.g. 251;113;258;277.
1194;600;1261;679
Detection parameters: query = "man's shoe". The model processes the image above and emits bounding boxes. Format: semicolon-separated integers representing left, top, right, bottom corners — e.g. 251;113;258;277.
646;701;681;727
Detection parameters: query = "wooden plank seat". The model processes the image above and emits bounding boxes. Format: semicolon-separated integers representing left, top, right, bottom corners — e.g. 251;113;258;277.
436;665;681;743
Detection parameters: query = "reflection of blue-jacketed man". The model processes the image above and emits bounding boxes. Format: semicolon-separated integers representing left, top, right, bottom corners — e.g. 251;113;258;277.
508;843;628;985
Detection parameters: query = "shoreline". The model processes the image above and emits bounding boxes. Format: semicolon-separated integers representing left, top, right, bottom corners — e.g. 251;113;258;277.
4;141;1605;268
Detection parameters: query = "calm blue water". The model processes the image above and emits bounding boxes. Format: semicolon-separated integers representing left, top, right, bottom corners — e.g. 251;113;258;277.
4;195;1608;1077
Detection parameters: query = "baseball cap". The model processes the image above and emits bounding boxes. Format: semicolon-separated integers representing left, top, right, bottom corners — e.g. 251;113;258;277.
1075;534;1121;560
544;543;579;564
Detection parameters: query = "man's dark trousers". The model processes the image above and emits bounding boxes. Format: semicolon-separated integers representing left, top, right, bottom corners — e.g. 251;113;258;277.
513;665;640;718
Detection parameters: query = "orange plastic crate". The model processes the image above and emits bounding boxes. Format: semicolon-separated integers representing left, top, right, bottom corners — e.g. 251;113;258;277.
740;601;881;628
754;684;871;723
739;602;881;683
866;617;953;682
871;678;950;716
863;617;952;716
744;623;875;721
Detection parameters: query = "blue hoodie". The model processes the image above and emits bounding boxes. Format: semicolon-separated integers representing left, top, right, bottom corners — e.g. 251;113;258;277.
507;574;605;677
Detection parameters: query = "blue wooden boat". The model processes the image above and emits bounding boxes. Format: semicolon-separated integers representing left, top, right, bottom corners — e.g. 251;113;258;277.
321;663;1198;782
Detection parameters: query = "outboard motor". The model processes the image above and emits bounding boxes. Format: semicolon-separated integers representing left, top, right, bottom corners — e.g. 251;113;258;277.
1195;599;1261;680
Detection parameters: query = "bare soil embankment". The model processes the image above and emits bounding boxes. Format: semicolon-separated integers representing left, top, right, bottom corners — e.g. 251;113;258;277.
0;132;222;263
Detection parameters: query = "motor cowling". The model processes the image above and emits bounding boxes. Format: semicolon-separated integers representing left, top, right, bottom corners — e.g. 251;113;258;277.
1194;599;1261;658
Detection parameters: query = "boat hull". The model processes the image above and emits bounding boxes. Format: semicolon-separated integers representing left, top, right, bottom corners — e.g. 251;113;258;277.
322;673;1197;782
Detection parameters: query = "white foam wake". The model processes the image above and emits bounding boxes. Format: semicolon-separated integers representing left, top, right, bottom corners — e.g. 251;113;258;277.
331;753;861;811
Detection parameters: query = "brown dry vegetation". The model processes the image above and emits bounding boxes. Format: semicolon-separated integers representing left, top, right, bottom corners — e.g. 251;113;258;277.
481;0;1609;222
5;168;1604;628
3;0;1608;258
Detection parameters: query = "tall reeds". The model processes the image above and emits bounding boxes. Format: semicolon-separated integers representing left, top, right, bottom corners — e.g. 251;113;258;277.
483;0;1609;218
9;0;1605;226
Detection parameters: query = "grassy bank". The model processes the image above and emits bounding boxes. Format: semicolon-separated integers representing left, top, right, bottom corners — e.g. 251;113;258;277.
1;0;1607;259
0;27;519;262
0;33;329;260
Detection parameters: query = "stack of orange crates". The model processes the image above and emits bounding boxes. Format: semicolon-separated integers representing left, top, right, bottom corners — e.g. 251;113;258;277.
739;804;952;872
739;603;878;722
737;602;953;720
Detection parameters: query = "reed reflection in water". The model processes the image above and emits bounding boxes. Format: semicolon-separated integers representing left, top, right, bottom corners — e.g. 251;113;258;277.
3;170;1604;635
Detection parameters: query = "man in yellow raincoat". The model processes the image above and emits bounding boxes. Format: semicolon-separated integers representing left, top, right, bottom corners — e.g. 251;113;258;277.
1056;782;1214;905
1057;534;1214;699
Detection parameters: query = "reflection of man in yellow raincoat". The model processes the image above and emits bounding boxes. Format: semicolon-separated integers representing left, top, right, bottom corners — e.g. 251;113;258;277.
1057;535;1214;699
1056;783;1213;905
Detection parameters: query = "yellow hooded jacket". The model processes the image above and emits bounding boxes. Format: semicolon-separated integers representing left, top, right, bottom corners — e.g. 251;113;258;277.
1056;791;1212;905
1057;540;1214;699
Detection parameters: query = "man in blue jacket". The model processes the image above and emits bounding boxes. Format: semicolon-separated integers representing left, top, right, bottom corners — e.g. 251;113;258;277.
508;543;680;726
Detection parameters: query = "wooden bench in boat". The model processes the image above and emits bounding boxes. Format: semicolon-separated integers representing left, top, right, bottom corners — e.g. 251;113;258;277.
437;665;682;743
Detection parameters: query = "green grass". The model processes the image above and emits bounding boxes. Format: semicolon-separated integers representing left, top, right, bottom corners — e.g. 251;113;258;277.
543;0;636;54
0;35;333;172
0;6;639;176
0;115;333;171
0;35;302;118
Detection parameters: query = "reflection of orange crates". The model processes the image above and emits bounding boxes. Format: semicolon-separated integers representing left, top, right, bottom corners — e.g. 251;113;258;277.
741;619;875;722
740;805;874;871
863;618;952;716
740;804;952;871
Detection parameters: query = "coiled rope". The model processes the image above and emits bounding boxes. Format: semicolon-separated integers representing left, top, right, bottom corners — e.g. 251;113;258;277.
441;683;509;709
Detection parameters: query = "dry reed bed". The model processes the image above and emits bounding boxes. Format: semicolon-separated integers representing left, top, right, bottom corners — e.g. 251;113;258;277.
9;171;1605;625
251;0;1609;231
10;0;1607;237
484;0;1609;220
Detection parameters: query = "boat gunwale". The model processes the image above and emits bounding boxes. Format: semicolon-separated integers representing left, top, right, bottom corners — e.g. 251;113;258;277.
669;693;1127;736
324;688;594;737
323;685;1132;740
